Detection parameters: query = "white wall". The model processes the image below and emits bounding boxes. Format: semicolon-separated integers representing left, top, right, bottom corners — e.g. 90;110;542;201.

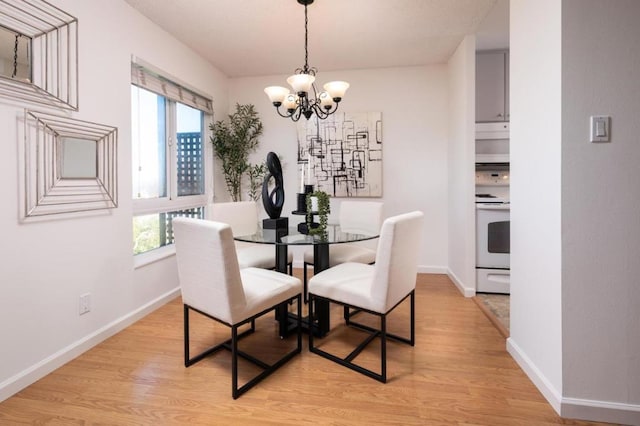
0;0;228;401
228;66;450;272
446;35;476;296
510;1;640;423
508;0;564;413
560;0;640;423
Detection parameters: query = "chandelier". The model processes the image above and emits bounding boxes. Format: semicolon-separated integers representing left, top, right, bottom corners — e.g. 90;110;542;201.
264;0;349;122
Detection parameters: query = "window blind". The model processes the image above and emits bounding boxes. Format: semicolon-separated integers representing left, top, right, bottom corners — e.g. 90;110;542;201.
131;62;213;114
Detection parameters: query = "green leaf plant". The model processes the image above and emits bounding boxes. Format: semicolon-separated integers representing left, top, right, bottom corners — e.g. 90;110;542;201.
306;190;331;236
209;103;263;202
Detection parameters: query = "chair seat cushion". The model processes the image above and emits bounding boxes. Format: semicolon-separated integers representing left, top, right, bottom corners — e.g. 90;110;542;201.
303;244;376;266
237;244;293;269
308;262;385;314
234;267;302;325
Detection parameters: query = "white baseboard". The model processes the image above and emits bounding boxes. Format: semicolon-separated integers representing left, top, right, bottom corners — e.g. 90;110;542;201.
506;337;563;414
507;338;640;424
0;287;181;403
446;268;475;297
417;265;447;274
561;396;640;425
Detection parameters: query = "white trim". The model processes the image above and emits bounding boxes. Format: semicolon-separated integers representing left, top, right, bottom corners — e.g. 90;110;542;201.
133;244;176;269
561;397;640;425
417;265;447;274
506;337;562;414
132;195;208;216
447;268;475;297
0;288;180;403
507;338;640;424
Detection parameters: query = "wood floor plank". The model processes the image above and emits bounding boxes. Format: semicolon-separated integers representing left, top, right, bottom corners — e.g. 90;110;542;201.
0;273;612;425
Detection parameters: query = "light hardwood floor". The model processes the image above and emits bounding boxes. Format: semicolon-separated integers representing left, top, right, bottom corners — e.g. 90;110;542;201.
0;273;611;425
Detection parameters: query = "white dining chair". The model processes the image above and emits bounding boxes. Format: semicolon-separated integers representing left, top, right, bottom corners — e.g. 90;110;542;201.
173;217;302;399
308;211;424;383
208;201;293;273
303;201;383;302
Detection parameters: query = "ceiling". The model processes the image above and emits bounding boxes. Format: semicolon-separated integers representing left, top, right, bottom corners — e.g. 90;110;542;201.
124;0;508;78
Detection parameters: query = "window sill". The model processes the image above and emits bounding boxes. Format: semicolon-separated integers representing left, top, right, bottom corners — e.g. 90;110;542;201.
133;244;176;269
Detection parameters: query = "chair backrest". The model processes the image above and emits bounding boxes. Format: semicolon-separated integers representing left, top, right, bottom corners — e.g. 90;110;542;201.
371;211;424;312
339;201;383;235
173;217;245;324
207;201;258;237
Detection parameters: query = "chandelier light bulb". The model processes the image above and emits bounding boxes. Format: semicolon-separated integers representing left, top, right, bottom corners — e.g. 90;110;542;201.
283;93;298;111
319;91;334;109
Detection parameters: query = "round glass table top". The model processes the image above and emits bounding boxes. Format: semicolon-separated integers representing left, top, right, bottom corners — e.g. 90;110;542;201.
234;224;379;246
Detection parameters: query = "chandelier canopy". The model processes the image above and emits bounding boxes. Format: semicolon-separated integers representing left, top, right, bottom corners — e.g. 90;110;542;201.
264;0;349;122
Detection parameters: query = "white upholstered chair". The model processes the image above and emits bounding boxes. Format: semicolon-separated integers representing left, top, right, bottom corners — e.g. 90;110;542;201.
303;201;383;302
173;217;302;399
308;211;424;383
208;201;293;273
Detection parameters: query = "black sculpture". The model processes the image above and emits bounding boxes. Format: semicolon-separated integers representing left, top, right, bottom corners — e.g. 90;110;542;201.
262;152;285;219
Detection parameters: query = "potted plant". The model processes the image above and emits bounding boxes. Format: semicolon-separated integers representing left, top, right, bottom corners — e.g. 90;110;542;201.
247;162;267;202
209;103;263;201
306;190;330;236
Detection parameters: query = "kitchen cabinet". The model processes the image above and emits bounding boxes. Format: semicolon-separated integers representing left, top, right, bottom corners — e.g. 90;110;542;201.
476;50;509;122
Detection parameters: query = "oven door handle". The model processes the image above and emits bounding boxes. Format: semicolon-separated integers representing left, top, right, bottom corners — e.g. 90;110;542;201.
477;204;510;211
486;272;510;283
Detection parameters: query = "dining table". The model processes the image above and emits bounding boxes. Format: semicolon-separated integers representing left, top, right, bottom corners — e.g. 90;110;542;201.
234;222;379;337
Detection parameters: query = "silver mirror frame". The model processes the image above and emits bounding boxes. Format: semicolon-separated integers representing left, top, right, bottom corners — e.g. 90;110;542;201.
24;110;118;217
0;0;78;110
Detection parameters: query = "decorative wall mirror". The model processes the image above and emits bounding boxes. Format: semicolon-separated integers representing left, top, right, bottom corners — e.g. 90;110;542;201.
24;110;118;217
0;0;78;110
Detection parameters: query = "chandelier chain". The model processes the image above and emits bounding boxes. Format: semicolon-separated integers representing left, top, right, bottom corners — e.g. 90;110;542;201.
304;3;309;73
12;34;19;79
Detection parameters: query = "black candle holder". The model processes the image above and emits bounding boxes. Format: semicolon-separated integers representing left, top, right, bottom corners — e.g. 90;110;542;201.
292;184;318;233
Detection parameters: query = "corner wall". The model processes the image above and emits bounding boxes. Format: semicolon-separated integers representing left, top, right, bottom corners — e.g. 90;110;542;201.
446;35;476;296
508;0;564;412
509;1;640;423
560;1;640;423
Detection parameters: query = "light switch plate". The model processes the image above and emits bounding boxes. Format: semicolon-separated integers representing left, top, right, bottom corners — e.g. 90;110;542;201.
590;115;610;143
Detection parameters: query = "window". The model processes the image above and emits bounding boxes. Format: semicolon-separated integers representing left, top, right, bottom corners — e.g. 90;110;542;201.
131;61;212;257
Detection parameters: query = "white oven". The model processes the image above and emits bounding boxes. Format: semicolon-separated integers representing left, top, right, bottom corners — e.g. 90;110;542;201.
476;203;510;293
475;163;510;294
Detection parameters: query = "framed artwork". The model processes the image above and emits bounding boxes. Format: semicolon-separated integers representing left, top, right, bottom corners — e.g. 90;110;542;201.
0;0;79;110
23;110;118;218
297;112;382;198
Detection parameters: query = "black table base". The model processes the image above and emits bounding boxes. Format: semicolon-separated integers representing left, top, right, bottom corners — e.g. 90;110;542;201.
277;243;330;338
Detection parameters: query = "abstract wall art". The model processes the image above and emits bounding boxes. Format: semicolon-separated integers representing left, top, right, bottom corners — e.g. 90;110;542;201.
297;112;382;198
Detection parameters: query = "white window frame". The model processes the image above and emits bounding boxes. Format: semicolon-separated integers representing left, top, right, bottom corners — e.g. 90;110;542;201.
131;61;213;267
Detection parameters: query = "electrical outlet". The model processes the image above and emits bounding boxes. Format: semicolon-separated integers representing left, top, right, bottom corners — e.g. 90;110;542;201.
79;293;91;315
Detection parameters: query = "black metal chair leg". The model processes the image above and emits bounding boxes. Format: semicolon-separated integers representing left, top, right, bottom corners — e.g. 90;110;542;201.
231;325;239;399
308;293;412;383
303;262;309;303
184;305;190;366
183;295;302;399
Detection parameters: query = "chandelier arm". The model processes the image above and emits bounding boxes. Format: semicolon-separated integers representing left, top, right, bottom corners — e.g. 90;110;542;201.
310;102;328;119
275;106;294;119
291;107;303;122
